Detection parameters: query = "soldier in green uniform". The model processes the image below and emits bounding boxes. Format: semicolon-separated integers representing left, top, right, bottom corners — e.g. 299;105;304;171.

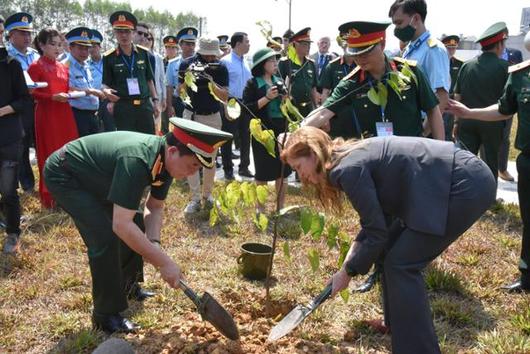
278;27;319;117
102;11;160;134
43;118;232;333
453;22;510;181
448;32;530;292
303;21;444;141
319;27;357;139
441;34;464;141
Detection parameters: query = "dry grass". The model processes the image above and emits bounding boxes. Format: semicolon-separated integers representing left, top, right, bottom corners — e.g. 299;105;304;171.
1;181;529;353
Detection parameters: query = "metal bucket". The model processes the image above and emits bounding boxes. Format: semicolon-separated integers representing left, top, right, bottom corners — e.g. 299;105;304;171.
237;242;272;280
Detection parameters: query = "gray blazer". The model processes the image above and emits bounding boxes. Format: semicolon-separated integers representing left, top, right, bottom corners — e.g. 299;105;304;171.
329;136;455;274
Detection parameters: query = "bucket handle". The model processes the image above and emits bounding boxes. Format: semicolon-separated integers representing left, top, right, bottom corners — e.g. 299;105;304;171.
237;254;244;264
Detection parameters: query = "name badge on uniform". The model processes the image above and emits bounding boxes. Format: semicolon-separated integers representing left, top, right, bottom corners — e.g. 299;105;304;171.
127;78;140;95
376;122;393;137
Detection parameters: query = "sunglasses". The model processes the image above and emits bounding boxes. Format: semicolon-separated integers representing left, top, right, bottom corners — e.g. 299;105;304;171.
137;31;150;39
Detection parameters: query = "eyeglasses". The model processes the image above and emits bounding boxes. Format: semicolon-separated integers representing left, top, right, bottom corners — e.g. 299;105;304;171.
137;31;150;39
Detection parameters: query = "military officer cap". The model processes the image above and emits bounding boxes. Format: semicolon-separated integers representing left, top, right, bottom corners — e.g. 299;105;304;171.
109;10;137;30
65;27;93;47
267;36;283;50
169;117;232;168
217;35;230;50
5;12;34;33
338;21;390;55
441;34;460;48
177;27;198;43
290;27;312;43
283;29;294;40
90;29;103;45
476;22;508;47
163;35;178;47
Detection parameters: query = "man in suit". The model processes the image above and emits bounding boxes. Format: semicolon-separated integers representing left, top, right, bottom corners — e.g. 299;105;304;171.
310;36;338;104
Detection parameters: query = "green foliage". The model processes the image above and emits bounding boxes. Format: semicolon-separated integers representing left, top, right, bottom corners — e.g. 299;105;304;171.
424;265;464;294
512;307;530;335
431;298;473;326
283;241;291;260
339;289;350;303
249;119;276;158
307;248;320;272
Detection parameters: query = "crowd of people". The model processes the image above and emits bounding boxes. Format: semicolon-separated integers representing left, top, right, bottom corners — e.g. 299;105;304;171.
1;0;530;352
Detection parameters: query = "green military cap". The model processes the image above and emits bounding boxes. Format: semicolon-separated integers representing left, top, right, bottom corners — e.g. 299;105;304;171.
441;34;460;48
169;117;233;168
109;10;137;30
163;35;178;47
338;21;390;55
65;27;93;47
217;35;229;50
5;12;34;33
476;22;507;47
290;27;312;43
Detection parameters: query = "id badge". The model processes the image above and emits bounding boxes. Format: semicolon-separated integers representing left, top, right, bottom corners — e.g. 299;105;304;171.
376;122;393;137
126;78;140;95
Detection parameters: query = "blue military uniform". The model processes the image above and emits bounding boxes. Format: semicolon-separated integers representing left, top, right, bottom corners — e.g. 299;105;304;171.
5;12;38;191
63;27;99;137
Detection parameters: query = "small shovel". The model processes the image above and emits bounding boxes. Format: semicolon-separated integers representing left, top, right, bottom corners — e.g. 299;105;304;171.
268;284;332;341
179;280;240;340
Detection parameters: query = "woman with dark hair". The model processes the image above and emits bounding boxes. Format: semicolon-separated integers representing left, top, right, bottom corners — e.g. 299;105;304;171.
28;28;78;208
281;127;496;354
243;47;291;210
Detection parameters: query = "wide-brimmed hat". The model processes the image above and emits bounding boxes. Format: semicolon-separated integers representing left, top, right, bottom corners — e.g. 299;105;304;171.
197;37;223;57
251;47;280;70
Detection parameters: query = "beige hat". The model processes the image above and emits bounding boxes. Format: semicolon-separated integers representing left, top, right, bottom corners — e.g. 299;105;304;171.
197;37;223;57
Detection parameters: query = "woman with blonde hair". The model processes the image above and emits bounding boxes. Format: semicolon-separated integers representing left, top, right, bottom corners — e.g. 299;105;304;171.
281;126;496;354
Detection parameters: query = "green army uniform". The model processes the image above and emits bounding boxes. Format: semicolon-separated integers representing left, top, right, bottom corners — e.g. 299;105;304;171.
449;56;464;94
278;27;317;117
323;56;439;138
103;11;155;134
319;56;358;138
454;22;509;180
44;132;172;316
441;34;464;140
497;59;530;289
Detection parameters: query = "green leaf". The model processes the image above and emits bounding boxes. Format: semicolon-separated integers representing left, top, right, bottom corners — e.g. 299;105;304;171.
337;237;350;268
208;82;224;103
326;223;339;249
184;71;198;92
307;248;320;272
401;63;418;86
283;241;291;260
310;212;326;240
278;205;303;216
225;182;241;209
377;82;388;109
226;98;241;120
300;208;313;234
240;182;255;206
339;289;350;303
386;76;402;100
285;98;304;122
179;87;193;108
249;118;276;158
256;185;269;205
367;87;380;106
209;207;218;226
255;212;269;232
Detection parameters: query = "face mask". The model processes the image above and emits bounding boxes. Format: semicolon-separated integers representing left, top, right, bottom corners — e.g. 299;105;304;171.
394;17;416;42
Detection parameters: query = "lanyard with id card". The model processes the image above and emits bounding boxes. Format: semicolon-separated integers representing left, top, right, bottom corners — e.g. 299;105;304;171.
376;106;393;137
121;52;140;95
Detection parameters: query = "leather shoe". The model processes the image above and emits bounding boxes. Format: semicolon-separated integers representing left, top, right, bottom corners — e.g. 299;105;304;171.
238;168;254;178
502;280;530;293
92;313;140;334
127;283;156;301
354;269;379;293
498;170;515;182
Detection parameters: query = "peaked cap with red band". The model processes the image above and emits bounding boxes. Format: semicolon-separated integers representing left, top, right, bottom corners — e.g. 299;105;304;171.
441;35;460;48
338;21;390;56
109;11;137;30
169;117;233;168
290;27;312;43
476;22;508;47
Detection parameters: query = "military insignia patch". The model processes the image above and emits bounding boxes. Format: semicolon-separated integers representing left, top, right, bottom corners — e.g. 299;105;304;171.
21;16;28;23
349;29;361;38
118;15;126;22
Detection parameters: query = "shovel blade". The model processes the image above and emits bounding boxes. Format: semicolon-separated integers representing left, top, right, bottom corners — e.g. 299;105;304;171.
200;292;240;340
267;304;310;342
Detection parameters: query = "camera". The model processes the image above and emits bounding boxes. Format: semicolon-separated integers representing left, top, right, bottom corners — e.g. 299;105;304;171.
274;80;288;96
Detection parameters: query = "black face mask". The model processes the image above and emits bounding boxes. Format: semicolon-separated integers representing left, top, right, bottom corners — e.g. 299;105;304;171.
394;17;416;42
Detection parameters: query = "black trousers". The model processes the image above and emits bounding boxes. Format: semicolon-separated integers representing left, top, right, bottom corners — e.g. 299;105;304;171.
18;104;35;191
517;152;530;284
44;151;144;315
98;100;116;132
72;108;99;137
379;149;496;354
0;141;22;236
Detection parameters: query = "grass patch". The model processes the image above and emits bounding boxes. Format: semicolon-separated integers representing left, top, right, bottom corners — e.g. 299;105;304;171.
425;265;465;294
431;298;473;327
512;307;530;335
50;329;103;354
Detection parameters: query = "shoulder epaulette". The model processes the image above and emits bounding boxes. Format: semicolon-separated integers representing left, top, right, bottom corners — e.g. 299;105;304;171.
28;47;38;54
342;65;361;81
392;56;417;66
279;56;289;61
329;56;341;64
136;44;150;52
452;56;464;63
508;59;530;74
103;48;116;57
427;37;438;48
305;56;314;63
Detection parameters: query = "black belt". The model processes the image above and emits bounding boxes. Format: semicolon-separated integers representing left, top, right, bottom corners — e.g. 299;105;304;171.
71;107;97;113
119;97;150;106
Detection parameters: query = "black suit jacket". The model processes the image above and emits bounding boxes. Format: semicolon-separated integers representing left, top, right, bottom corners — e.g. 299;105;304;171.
329;136;456;274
